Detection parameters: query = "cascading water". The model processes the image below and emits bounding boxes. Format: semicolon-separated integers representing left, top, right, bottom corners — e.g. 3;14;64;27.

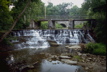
10;29;90;49
10;30;50;49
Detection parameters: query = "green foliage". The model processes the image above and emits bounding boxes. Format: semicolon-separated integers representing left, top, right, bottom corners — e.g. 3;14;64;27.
0;0;45;30
1;35;18;45
0;0;45;44
81;0;106;44
85;42;106;55
93;12;106;44
40;22;65;29
73;55;82;61
69;5;80;16
55;24;64;29
2;38;12;45
40;21;48;29
46;2;73;16
0;0;13;30
11;0;44;30
74;24;83;28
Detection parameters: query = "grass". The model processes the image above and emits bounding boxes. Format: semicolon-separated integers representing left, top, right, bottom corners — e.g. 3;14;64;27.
73;55;82;61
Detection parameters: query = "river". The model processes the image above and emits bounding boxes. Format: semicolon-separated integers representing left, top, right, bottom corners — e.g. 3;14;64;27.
0;29;90;72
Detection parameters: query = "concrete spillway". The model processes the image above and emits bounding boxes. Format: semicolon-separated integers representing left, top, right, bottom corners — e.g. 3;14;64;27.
10;29;92;49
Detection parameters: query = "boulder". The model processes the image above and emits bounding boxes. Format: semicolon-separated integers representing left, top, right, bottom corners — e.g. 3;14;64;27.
59;56;71;59
61;59;77;65
66;45;81;51
47;40;59;46
68;45;81;49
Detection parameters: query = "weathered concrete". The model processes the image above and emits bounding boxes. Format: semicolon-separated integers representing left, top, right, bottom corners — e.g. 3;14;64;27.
28;19;96;29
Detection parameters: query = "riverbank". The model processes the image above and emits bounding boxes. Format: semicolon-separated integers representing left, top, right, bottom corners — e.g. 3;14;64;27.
40;44;106;72
0;43;106;72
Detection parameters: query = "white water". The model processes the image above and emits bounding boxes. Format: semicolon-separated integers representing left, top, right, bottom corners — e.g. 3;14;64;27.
10;29;90;49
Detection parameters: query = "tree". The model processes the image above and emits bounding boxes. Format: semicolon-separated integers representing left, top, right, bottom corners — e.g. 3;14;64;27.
12;0;44;29
81;0;106;44
69;5;80;16
0;0;44;42
0;0;13;30
46;2;73;16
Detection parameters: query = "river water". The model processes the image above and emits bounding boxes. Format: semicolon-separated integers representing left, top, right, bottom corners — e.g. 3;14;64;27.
0;29;90;72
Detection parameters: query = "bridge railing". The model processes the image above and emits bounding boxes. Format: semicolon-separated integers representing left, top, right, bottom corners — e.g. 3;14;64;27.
36;15;90;20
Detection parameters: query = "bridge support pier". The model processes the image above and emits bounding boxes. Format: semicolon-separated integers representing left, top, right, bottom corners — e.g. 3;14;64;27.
28;20;41;29
48;19;55;29
34;21;41;29
52;21;55;29
68;20;74;29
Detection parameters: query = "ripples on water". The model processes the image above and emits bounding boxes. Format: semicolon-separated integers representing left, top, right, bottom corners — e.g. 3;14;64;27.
0;29;88;72
0;47;85;72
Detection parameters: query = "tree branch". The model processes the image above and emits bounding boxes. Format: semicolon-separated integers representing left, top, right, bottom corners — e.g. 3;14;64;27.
0;0;31;42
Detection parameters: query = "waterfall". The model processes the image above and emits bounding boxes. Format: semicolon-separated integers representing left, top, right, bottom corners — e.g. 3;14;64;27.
10;29;91;49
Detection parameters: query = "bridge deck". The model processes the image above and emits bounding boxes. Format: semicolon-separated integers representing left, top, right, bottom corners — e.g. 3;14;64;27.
38;19;95;21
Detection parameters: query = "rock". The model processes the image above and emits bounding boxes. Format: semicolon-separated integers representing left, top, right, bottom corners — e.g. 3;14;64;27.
77;52;82;56
82;60;85;63
82;54;87;57
59;56;71;59
33;61;38;65
88;58;92;61
48;59;52;62
47;40;59;46
79;43;86;51
85;67;89;70
50;55;59;60
20;65;34;71
61;59;77;65
65;46;69;48
67;45;81;50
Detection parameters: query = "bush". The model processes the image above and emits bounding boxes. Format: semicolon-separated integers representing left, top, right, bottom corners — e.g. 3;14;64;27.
40;22;64;29
40;21;48;29
74;23;83;28
85;42;106;55
55;24;64;29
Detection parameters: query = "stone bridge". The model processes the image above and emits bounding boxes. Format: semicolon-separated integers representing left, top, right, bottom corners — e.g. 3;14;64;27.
28;15;95;29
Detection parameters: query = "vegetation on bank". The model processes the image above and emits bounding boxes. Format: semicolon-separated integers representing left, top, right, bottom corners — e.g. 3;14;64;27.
40;21;64;29
81;0;106;44
84;42;106;56
74;23;84;29
40;22;48;29
55;24;64;29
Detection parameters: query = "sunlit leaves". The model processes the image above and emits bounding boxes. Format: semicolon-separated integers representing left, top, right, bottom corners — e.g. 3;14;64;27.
11;0;44;29
46;2;73;15
81;0;106;44
0;0;13;30
0;0;10;11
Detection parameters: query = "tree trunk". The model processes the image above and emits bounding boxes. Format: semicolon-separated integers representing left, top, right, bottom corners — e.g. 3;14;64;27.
0;0;31;42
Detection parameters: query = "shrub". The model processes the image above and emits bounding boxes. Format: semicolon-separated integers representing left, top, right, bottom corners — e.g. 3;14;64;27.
40;22;64;29
55;24;64;29
85;42;106;55
75;23;83;28
73;55;82;61
40;21;48;29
